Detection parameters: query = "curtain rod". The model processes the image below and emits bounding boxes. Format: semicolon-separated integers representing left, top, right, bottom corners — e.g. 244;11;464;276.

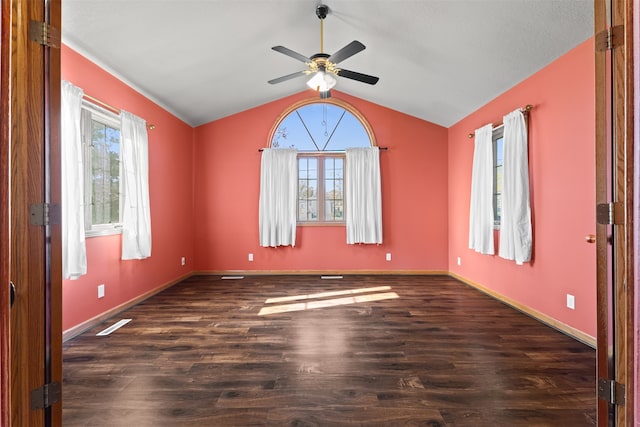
258;147;388;152
83;94;156;130
467;104;533;139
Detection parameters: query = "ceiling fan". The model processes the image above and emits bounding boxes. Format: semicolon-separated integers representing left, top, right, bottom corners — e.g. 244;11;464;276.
268;4;379;99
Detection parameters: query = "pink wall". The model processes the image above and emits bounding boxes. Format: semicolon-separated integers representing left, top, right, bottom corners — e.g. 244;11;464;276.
193;90;449;272
61;46;195;331
61;37;600;347
448;39;597;338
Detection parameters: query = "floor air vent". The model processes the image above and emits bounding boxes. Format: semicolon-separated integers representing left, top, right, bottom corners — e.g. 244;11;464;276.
96;319;132;336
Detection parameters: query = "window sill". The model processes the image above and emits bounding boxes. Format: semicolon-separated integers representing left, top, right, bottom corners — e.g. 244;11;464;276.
86;225;122;238
297;222;346;227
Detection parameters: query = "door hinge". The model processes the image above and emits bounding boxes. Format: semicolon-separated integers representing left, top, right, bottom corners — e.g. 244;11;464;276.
598;378;625;405
30;382;61;410
28;20;60;48
30;203;60;226
595;25;624;51
596;202;624;225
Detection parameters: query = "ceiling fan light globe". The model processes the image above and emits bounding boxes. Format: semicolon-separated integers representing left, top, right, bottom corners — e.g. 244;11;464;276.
324;72;337;89
306;71;337;92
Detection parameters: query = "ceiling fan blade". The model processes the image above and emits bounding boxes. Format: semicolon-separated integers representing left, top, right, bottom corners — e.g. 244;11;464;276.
268;71;308;85
328;41;366;64
337;69;379;85
272;46;311;63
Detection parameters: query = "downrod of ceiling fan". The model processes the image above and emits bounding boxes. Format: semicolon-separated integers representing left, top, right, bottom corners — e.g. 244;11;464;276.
316;4;329;53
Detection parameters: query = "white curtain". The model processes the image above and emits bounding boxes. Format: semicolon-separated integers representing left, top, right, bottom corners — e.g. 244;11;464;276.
259;148;298;247
499;109;532;263
345;147;382;244
61;80;87;279
120;111;152;260
468;124;495;254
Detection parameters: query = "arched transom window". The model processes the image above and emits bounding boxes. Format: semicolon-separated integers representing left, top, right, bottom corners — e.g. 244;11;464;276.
269;98;375;223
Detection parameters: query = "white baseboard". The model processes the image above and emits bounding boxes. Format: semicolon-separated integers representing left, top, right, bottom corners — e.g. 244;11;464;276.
194;269;450;276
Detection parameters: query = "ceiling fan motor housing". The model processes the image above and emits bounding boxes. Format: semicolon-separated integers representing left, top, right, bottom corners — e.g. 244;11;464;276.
316;4;329;20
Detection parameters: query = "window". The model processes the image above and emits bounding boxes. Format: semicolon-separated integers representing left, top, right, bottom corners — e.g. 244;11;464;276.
81;103;122;236
493;127;504;227
270;99;374;224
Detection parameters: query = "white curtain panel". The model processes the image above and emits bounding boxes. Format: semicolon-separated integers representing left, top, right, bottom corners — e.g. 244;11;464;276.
259;148;298;247
468;124;495;254
61;80;87;279
345;147;382;244
499;109;532;263
120;111;152;260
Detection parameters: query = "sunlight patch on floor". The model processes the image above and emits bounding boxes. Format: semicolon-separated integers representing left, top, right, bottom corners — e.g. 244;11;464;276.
264;286;392;304
258;287;398;315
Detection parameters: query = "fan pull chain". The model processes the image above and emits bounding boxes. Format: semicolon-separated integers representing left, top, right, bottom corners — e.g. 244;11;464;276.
323;104;328;137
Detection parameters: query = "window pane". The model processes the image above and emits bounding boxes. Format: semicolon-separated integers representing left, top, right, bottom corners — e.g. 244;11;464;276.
493;134;504;225
298;157;318;221
325;199;343;221
298;199;318;221
274;103;370;152
298;179;317;200
330;114;370;150
495;137;504;165
323;157;344;221
298;157;318;179
91;119;120;225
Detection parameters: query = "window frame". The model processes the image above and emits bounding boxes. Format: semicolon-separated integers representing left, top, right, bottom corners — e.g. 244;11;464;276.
81;101;123;238
268;98;376;226
492;126;504;228
296;152;346;225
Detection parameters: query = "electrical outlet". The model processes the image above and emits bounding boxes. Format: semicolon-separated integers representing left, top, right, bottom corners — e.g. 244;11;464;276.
98;284;105;299
457;257;461;266
566;294;575;310
386;253;392;261
248;253;254;262
181;256;186;266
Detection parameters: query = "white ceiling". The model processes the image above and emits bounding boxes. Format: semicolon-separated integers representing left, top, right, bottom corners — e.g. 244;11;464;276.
61;0;594;128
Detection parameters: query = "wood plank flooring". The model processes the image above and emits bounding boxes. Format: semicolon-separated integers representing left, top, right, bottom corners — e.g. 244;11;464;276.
62;275;596;426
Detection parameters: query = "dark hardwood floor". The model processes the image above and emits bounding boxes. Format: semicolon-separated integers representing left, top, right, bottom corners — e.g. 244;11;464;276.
62;275;596;426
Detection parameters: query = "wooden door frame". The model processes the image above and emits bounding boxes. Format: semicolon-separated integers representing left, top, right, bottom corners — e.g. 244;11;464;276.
1;0;62;425
1;0;12;424
619;2;636;424
594;0;636;425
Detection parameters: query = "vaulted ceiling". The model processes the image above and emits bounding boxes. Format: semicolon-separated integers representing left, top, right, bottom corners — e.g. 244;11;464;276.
61;0;594;128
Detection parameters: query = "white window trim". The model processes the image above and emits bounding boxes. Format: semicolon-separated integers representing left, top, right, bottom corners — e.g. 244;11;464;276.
82;101;123;238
